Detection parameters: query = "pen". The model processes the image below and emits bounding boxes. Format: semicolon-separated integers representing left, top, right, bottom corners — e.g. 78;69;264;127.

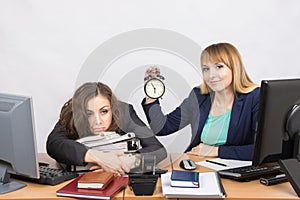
205;160;229;167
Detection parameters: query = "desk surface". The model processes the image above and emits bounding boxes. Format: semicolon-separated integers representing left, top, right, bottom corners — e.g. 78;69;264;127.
0;153;298;200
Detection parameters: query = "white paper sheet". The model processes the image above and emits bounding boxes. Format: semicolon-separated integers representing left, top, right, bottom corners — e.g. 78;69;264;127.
196;158;252;171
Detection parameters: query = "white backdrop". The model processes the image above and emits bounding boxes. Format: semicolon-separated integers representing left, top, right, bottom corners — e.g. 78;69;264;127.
1;0;300;153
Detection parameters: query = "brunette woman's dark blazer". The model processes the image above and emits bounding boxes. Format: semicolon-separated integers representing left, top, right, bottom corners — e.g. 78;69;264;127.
47;102;167;166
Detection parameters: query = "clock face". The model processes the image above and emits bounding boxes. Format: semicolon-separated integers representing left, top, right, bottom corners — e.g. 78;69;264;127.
144;78;165;99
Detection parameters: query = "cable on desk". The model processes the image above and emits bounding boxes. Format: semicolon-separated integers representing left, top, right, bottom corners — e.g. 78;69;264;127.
122;185;126;200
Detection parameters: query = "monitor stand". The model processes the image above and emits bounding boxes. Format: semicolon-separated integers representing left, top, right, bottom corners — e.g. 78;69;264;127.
280;105;300;197
279;158;300;197
279;132;300;197
0;166;26;194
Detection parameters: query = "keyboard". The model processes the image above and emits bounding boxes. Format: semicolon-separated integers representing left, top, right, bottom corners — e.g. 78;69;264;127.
218;165;282;181
12;166;78;185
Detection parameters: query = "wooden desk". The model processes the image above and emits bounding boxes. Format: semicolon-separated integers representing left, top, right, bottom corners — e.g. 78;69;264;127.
0;153;298;200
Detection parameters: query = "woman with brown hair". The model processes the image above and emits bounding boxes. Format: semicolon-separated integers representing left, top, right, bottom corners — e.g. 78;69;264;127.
47;82;167;175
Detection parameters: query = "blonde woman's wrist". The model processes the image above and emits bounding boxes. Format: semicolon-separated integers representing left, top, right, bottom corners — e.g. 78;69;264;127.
144;96;156;104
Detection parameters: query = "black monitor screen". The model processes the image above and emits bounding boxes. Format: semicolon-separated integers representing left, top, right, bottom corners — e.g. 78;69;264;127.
253;79;300;167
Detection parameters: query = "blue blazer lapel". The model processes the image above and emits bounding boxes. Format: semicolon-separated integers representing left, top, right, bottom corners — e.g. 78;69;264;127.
227;94;244;143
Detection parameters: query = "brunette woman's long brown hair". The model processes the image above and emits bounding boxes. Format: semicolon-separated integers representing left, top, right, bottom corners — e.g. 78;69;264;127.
59;82;122;139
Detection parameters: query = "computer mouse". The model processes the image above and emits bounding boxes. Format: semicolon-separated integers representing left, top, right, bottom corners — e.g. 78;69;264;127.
179;159;197;170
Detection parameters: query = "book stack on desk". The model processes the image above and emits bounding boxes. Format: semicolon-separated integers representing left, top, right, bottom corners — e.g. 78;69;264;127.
77;171;114;189
170;170;199;188
161;171;226;198
56;172;129;199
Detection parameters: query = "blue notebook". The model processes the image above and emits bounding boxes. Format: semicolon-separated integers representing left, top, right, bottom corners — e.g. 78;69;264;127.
170;170;199;188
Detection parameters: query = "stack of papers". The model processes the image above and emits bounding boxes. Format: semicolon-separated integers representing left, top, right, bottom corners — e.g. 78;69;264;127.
161;172;226;198
196;158;252;171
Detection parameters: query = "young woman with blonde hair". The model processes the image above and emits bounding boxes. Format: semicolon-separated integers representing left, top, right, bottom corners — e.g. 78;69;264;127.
142;42;259;160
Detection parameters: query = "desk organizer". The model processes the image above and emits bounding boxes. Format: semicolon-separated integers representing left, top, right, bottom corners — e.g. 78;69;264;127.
129;174;158;196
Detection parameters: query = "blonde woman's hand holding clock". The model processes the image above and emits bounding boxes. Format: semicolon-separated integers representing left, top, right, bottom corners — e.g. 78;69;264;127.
144;66;165;104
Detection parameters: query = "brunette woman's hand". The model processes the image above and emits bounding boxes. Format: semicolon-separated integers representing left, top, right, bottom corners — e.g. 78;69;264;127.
118;154;138;170
84;149;129;175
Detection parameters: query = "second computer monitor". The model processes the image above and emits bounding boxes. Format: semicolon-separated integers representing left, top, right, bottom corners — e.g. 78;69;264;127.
253;78;300;167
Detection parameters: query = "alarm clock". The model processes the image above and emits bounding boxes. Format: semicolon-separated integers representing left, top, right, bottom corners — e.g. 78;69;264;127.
144;75;165;99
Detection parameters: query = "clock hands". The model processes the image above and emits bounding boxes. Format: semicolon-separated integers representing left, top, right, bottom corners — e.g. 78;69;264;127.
151;83;156;94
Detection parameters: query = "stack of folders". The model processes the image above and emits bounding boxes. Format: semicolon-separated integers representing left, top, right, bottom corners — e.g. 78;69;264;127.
161;170;226;198
56;171;129;199
77;132;140;152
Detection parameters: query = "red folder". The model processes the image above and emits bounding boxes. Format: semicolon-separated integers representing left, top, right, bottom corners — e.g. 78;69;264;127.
56;174;129;199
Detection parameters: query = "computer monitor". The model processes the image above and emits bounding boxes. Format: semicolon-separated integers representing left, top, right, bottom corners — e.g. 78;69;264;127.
0;93;39;194
252;78;300;167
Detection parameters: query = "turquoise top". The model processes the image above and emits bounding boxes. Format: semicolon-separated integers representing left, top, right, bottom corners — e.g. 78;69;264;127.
201;109;232;146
